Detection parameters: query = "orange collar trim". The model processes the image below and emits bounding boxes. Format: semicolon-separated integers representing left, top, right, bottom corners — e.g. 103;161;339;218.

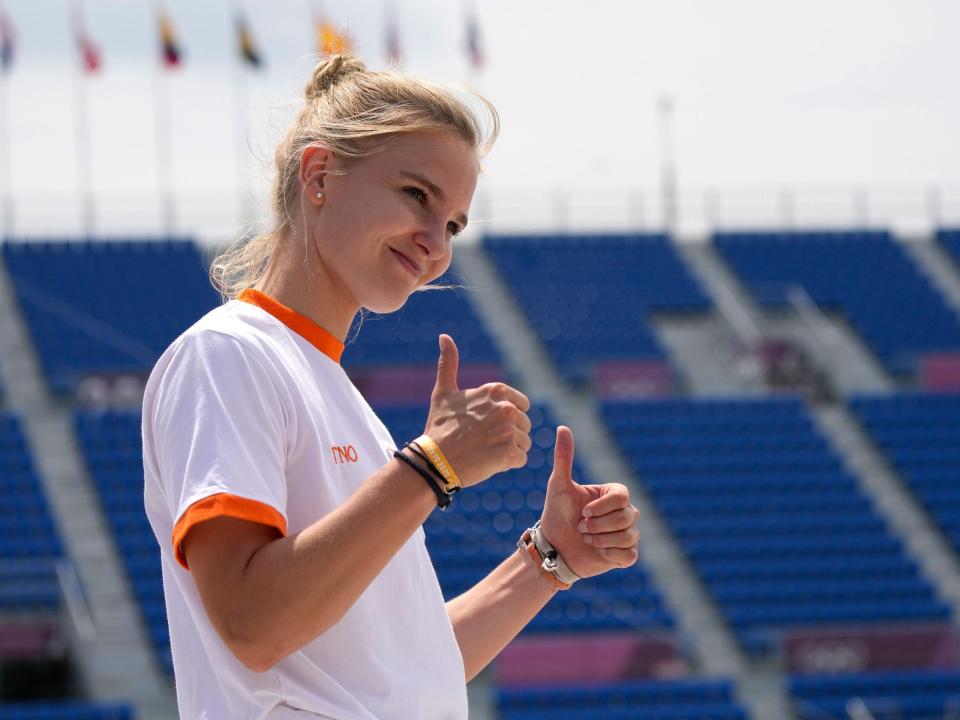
236;288;344;364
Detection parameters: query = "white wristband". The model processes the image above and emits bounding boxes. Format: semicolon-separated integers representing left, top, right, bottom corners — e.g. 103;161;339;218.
527;520;581;588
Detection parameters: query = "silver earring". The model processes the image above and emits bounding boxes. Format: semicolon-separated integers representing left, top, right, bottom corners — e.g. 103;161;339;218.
316;192;323;199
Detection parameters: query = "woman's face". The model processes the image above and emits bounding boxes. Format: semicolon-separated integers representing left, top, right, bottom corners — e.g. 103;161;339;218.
303;130;479;315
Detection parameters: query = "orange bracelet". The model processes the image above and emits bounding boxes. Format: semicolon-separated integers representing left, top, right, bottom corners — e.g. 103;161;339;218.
517;527;571;591
413;434;461;493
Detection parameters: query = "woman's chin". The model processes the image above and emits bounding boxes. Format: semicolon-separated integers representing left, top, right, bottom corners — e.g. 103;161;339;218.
362;291;413;315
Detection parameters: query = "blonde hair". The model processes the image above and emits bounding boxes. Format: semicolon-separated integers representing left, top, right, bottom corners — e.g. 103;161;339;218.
210;54;499;302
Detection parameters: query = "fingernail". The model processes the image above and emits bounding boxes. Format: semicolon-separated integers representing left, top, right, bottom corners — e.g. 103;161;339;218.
582;534;593;545
582;508;592;518
577;520;588;533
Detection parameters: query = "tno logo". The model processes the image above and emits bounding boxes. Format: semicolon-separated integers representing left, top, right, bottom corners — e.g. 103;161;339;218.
331;445;359;464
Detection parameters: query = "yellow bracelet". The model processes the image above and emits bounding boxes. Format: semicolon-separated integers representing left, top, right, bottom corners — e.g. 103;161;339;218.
413;434;462;493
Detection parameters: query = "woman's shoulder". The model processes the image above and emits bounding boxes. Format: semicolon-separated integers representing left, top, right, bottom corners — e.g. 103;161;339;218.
146;301;282;387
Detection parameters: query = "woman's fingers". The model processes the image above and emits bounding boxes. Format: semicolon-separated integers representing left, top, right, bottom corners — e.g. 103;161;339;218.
582;484;631;518
597;546;640;568
578;506;639;534
583;527;640;549
485;382;531;412
515;408;532;434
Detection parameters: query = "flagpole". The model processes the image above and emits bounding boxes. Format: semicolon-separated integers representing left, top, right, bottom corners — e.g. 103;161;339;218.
72;0;95;236
0;61;11;238
153;2;175;236
231;0;251;230
0;3;13;238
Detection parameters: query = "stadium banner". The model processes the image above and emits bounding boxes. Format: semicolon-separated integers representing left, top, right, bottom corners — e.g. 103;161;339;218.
784;623;958;674
920;352;960;391
593;360;674;399
495;632;686;686
347;364;505;406
0;621;61;661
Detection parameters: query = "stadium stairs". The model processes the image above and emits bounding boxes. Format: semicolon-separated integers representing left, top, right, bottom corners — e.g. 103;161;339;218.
676;239;892;396
454;242;769;716
690;230;960;603
901;234;960;323
811;405;960;616
0;255;176;717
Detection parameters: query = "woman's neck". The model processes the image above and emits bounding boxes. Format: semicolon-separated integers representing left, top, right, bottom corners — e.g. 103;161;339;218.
251;243;357;342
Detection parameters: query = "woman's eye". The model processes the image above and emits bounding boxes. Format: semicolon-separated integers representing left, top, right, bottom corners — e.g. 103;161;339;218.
404;187;427;203
447;222;463;238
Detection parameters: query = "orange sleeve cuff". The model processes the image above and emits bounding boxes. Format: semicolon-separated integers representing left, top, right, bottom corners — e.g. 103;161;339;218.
172;492;288;571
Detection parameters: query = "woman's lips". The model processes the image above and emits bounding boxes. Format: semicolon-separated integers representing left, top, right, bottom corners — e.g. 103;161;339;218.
390;248;421;277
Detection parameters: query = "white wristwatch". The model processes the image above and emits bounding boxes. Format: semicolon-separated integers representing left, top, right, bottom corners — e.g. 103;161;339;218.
517;519;582;590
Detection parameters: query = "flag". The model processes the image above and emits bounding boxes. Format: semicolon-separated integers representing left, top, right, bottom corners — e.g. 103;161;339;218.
77;30;101;73
0;7;15;73
235;14;262;68
384;6;401;66
157;8;182;68
465;8;483;69
316;17;351;57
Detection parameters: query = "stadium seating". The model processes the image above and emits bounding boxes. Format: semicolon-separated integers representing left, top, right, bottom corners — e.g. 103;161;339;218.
0;413;62;613
0;703;133;720
375;403;676;635
496;678;748;720
484;234;710;384
938;228;960;270
715;229;960;377
851;391;960;559
343;269;502;367
73;410;170;677
2;239;220;395
602;396;949;654
791;669;960;719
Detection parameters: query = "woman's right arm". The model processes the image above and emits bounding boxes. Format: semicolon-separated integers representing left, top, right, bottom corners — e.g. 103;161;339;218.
182;451;440;673
181;335;531;673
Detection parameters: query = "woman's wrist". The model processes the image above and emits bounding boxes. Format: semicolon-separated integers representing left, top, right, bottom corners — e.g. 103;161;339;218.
392;447;451;513
515;532;566;594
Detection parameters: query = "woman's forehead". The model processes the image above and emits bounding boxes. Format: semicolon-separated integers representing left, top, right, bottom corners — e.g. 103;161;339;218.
368;132;479;187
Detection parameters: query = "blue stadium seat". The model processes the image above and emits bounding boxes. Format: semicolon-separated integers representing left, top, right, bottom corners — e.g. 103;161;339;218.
0;413;63;613
791;669;960;720
497;678;748;720
602;396;948;654
0;701;133;719
715;230;960;377
2;239;220;395
342;268;502;366
852;391;960;562
938;228;960;275
74;409;170;676
485;234;709;384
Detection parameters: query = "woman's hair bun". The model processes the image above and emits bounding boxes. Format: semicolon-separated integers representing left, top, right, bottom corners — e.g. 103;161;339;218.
305;55;366;100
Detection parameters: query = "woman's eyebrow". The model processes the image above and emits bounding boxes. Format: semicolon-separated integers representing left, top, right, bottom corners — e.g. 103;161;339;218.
399;170;469;227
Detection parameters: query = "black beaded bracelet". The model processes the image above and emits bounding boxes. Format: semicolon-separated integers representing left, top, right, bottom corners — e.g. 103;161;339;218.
406;442;457;493
393;448;452;510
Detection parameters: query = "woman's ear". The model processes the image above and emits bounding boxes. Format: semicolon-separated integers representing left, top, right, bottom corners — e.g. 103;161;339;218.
299;144;331;206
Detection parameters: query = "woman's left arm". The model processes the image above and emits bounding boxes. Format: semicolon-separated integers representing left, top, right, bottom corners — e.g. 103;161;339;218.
445;546;558;683
446;425;640;682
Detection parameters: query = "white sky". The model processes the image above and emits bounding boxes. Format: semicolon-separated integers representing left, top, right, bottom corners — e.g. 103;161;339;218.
1;0;959;238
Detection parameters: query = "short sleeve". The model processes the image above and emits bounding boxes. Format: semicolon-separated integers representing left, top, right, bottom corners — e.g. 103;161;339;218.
151;329;289;570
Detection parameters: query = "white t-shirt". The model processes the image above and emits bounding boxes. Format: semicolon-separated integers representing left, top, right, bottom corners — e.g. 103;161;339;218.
141;288;467;720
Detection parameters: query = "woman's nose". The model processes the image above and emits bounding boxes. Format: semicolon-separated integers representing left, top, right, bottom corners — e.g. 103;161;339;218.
413;224;447;260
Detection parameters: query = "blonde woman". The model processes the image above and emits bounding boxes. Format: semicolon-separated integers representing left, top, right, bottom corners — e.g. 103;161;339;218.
141;55;640;719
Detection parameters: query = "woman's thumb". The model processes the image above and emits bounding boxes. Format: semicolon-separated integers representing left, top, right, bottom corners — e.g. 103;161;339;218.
432;334;460;398
547;426;576;490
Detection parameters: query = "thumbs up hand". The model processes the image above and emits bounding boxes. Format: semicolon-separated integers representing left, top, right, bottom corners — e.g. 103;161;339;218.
539;426;640;580
423;334;533;489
